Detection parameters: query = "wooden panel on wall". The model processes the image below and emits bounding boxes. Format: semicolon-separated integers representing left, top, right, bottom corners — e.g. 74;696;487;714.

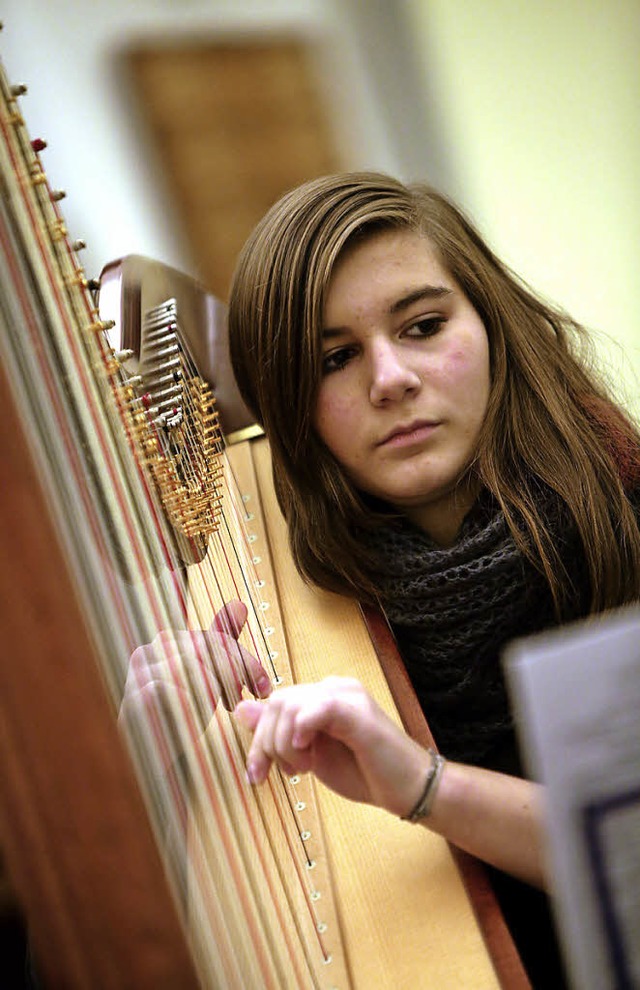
126;38;342;299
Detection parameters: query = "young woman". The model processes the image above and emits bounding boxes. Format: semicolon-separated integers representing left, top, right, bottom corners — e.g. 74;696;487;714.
225;172;640;986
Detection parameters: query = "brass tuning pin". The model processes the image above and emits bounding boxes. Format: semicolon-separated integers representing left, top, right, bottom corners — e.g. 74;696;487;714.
10;83;27;97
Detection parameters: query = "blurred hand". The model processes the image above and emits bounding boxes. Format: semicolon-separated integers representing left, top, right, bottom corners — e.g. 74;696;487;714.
120;600;272;768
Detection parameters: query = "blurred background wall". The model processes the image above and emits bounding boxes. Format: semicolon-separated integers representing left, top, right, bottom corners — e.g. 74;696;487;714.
3;0;638;412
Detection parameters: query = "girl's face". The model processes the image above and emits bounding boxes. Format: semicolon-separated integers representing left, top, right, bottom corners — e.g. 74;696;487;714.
314;229;491;545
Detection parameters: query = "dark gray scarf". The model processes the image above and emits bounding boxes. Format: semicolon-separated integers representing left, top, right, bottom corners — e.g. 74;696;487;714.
363;490;587;769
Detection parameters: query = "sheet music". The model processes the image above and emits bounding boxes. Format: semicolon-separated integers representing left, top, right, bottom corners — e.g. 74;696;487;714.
505;607;640;990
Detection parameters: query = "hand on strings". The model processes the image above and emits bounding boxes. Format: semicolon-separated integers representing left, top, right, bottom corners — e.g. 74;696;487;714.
119;600;272;761
235;677;429;818
237;679;550;889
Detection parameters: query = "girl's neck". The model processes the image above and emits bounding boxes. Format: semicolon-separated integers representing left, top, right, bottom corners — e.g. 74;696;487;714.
402;477;481;547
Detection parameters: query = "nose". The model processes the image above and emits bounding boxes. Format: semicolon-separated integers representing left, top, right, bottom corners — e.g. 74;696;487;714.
369;340;421;405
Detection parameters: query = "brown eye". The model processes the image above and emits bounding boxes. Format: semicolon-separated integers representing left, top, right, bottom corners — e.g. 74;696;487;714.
404;318;445;338
321;347;355;374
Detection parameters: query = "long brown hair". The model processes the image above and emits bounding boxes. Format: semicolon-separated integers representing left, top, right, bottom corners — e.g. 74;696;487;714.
228;172;640;615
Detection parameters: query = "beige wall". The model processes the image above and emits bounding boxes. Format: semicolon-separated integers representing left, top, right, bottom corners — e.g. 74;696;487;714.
4;0;638;416
406;0;640;415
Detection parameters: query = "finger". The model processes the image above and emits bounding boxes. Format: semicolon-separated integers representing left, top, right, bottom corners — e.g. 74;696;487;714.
289;694;349;751
293;679;380;750
212;600;248;639
235;698;313;776
200;637;268;710
120;678;187;734
127;681;199;773
234;698;263;731
206;637;243;711
206;629;272;704
238;644;273;698
273;702;300;764
245;699;283;784
128;639;174;677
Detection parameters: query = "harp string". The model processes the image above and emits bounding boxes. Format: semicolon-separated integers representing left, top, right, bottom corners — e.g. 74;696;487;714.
98;320;336;983
130;352;347;976
1;63;350;987
106;416;334;983
180;463;339;960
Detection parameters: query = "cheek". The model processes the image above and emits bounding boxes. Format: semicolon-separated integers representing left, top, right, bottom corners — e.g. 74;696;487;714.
442;343;490;406
314;388;370;472
314;388;356;447
314;383;354;432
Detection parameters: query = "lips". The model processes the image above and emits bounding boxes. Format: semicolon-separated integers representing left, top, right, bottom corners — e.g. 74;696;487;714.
377;420;439;446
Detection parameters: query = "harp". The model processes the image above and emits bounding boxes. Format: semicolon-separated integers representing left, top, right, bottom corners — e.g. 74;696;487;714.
0;53;530;989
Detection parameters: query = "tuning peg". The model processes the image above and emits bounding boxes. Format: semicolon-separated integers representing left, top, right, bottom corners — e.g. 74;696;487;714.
31;138;47;152
51;189;66;202
11;84;27;97
72;239;86;251
114;349;134;362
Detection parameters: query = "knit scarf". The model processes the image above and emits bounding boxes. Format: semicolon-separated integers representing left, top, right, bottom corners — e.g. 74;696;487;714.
362;489;588;768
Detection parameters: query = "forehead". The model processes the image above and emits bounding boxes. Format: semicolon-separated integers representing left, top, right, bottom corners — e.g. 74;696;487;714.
326;229;451;308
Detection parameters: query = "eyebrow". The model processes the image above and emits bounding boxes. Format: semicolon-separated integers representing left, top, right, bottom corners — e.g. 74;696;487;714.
388;284;452;314
322;284;453;338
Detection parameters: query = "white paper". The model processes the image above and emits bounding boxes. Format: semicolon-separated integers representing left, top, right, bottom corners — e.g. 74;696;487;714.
505;606;640;990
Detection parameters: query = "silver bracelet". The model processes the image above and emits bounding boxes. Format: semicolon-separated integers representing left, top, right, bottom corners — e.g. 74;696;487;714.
401;749;446;823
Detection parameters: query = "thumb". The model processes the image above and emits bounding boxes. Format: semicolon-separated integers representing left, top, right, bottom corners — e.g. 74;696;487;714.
234;698;263;731
212;599;248;639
